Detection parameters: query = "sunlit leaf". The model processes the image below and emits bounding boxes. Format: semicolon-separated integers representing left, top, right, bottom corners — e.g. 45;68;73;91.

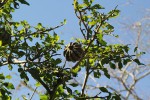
35;82;41;87
5;75;12;79
40;95;48;100
0;40;2;46
108;9;120;18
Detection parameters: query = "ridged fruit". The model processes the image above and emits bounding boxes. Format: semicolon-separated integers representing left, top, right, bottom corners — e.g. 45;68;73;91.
0;28;11;46
63;42;83;62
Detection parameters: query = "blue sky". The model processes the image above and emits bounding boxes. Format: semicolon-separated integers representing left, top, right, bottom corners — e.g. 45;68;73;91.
10;0;150;99
12;0;150;44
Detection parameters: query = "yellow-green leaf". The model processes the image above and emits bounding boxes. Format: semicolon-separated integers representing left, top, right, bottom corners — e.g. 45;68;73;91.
6;75;12;79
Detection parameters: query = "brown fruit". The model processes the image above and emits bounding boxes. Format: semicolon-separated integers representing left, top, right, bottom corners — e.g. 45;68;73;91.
0;28;11;46
63;42;83;62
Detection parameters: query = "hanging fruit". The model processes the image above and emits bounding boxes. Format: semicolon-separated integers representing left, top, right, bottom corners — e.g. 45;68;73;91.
63;42;83;62
0;28;11;46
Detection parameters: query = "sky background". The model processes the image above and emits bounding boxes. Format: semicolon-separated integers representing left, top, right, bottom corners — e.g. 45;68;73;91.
7;0;150;99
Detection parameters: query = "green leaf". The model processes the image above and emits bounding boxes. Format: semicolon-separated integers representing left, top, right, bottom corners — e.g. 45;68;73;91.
8;64;13;70
36;23;43;29
69;83;78;87
66;87;72;94
102;68;110;79
71;66;81;77
118;61;123;69
109;62;116;69
124;45;129;53
18;51;25;57
20;71;29;81
93;70;101;78
99;87;108;92
89;20;97;26
53;33;60;41
5;75;12;79
57;85;64;93
89;59;95;66
123;59;131;65
74;90;80;95
92;4;104;9
83;16;89;22
108;9;120;18
134;59;143;65
63;19;67;25
14;22;20;28
0;73;5;79
60;19;67;25
97;34;107;46
3;82;14;89
104;72;110;79
18;0;30;6
55;58;62;65
107;23;114;30
112;93;121;100
0;40;2;46
134;47;138;52
40;95;48;100
83;0;89;5
18;68;23;72
35;82;41;87
14;1;20;9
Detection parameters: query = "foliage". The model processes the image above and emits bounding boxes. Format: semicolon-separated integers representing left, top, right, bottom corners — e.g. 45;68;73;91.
0;0;144;100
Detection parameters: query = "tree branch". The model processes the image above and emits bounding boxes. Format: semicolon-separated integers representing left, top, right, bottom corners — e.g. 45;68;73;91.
136;70;150;82
81;67;90;96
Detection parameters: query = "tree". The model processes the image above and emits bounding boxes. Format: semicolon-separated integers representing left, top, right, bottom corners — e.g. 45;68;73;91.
105;8;150;100
0;0;143;100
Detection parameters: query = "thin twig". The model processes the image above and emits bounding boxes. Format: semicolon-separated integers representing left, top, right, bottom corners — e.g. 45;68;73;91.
136;70;150;82
29;87;38;100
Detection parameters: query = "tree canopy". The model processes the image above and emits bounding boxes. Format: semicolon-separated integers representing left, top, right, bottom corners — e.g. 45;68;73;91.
0;0;144;100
